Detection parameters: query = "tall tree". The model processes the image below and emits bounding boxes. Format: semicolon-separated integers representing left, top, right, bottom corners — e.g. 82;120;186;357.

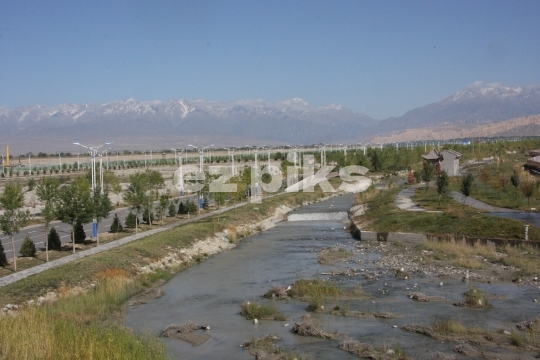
436;170;450;206
461;173;474;205
35;177;60;204
36;178;60;262
510;171;521;200
421;161;436;190
145;169;165;200
0;183;30;270
56;178;93;253
520;178;535;206
156;192;171;225
123;172;149;233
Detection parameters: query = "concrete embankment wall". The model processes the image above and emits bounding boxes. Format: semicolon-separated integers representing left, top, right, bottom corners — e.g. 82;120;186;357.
349;218;540;248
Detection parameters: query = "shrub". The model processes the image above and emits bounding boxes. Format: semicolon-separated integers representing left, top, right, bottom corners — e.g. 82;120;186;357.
27;178;36;191
0;240;8;266
186;199;198;213
125;212;139;228
47;227;62;251
109;213;123;233
463;286;492;308
20;236;36;257
240;301;287;321
168;202;176;217
202;196;209;210
177;202;186;214
143;209;155;225
71;221;86;244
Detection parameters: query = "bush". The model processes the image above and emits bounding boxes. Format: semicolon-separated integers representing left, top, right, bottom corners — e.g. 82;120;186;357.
20;236;36;257
71;221;86;244
0;240;8;266
125;212;139;228
109;213;123;233
47;227;62;251
27;178;36;191
177;202;186;214
168;202;176;217
186;199;198;213
143;209;155;225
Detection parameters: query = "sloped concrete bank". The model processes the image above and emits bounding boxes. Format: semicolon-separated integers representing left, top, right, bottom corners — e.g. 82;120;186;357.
0;192;344;313
349;217;540;248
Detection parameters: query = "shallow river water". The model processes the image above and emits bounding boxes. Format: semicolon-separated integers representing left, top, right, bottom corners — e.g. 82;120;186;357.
124;194;540;359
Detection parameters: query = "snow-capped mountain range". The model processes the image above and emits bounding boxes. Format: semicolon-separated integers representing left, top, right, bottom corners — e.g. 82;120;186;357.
377;83;540;133
2;83;540;152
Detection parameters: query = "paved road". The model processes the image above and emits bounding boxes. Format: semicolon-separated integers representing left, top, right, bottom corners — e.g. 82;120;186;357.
0;194;199;261
394;187;426;212
449;191;518;213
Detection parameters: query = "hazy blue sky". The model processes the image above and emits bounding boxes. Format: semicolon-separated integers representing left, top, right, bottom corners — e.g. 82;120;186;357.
1;1;539;119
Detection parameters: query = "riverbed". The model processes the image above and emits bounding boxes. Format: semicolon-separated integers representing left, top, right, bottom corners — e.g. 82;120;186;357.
124;194;540;359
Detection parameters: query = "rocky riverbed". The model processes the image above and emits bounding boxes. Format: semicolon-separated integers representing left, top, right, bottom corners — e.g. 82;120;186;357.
123;194;540;359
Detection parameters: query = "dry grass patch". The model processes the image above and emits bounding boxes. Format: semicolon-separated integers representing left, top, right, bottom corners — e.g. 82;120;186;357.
317;247;354;265
242;334;312;360
0;272;166;360
498;244;540;276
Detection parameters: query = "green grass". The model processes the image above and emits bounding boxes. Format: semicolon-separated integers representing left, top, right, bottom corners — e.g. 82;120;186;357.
362;186;540;240
241;301;287;321
289;278;342;299
449;160;540;210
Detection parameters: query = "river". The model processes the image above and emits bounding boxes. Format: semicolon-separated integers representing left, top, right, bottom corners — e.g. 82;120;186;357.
124;194;540;359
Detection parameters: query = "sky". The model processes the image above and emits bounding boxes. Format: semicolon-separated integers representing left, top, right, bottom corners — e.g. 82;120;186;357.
1;0;539;119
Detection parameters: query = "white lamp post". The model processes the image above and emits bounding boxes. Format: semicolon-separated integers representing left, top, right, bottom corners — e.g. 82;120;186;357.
73;141;111;238
171;148;185;195
188;144;214;172
171;148;178;165
56;152;62;170
1;155;4;176
28;154;31;175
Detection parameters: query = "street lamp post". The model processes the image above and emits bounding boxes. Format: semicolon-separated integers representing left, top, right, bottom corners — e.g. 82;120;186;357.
188;144;214;172
1;155;4;176
171;148;178;165
73;142;111;238
28;154;31;175
56;152;62;170
188;144;213;211
171;148;185;195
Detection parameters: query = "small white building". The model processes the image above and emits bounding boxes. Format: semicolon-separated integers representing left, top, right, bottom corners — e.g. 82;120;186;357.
421;149;462;176
440;149;462;176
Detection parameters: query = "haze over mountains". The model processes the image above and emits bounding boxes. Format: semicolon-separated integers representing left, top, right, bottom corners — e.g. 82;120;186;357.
2;83;540;153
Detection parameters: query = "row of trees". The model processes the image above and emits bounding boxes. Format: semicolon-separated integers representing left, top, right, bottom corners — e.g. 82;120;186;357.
0;176;114;269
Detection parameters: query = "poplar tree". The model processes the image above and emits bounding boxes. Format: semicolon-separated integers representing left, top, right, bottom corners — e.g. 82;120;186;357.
0;183;30;271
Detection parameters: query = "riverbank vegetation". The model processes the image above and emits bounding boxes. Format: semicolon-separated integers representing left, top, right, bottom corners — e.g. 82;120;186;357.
0;270;167;359
359;185;540;240
241;301;287;321
0;182;339;359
